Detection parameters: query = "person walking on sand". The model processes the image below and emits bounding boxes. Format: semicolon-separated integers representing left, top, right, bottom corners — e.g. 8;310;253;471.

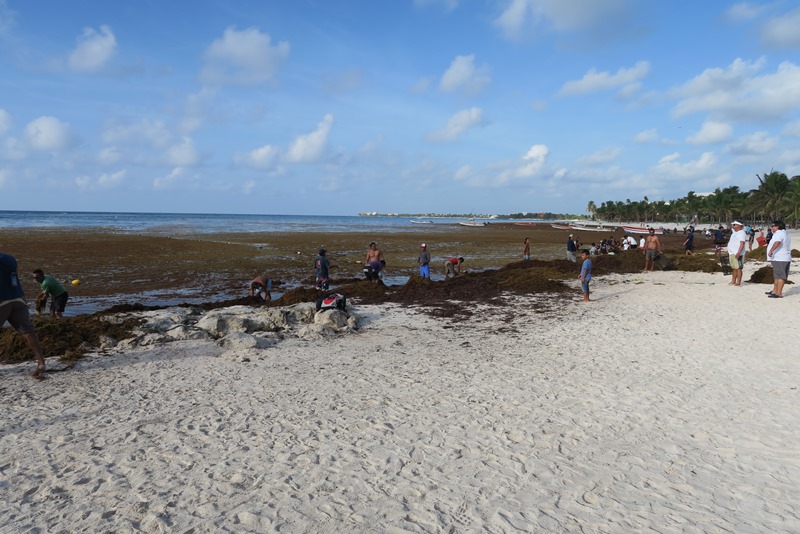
249;274;272;300
314;248;330;290
578;249;592;302
683;227;695;256
726;221;747;286
766;220;792;298
418;243;431;278
641;229;662;272
2;254;47;376
444;257;464;278
32;268;68;318
522;237;531;261
566;234;577;263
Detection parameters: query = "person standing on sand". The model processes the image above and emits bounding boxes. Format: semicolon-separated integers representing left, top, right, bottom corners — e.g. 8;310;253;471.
418;243;430;278
726;221;747;286
522;238;531;261
249;274;272;300
683;228;695;255
566;234;577;262
641;229;662;272
33;268;68;318
2;254;47;376
766;220;791;298
444;257;464;278
314;248;330;290
578;249;592;302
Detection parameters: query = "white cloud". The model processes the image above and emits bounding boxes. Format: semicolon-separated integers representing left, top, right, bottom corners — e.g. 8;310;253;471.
165;137;200;167
410;76;432;94
492;144;550;185
494;0;634;39
153;167;184;190
672;58;800;121
760;7;800;48
96;146;122;165
725;131;778;155
454;164;471;181
686;120;733;145
24;116;73;151
634;128;659;143
285;114;333;163
783;120;800;136
427;107;484;142
414;0;458;12
559;61;650;96
75;169;125;190
0;108;11;135
235;144;280;169
68;25;117;72
654;151;717;179
439;54;490;94
201;27;290;86
724;3;765;23
578;147;622;166
242;180;257;194
102;119;172;149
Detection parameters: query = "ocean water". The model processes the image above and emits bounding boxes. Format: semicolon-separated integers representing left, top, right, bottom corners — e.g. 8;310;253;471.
0;210;525;234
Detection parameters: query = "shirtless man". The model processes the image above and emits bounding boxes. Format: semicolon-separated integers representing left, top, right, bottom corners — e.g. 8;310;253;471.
364;242;385;282
641;228;662;272
249;274;272;300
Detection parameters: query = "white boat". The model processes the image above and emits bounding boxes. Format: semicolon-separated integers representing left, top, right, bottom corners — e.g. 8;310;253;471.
570;223;616;232
622;225;664;235
550;224;572;230
459;219;488;227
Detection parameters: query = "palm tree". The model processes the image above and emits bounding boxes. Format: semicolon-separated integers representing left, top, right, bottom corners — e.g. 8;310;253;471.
586;200;597;220
750;171;789;221
780;176;800;226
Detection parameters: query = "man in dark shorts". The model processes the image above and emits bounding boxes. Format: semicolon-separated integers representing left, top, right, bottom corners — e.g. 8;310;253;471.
33;268;68;318
2;253;47;374
314;248;330;290
683;228;695;255
249;274;272;301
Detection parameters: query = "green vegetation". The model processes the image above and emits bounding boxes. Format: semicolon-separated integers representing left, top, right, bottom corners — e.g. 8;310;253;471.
589;170;800;225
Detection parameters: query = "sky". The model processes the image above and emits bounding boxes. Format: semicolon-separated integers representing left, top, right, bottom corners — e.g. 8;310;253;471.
1;0;799;216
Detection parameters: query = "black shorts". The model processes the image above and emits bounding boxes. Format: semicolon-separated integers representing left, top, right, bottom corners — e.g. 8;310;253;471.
51;292;69;313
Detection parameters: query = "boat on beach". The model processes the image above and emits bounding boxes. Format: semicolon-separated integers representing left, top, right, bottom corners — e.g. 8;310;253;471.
569;223;616;232
550;224;572;230
459;219;488;227
622;225;664;235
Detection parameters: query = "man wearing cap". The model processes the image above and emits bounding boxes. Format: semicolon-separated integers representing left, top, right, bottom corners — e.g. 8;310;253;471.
766;220;791;298
566;234;577;263
726;221;747;286
418;244;430;279
314;248;330;290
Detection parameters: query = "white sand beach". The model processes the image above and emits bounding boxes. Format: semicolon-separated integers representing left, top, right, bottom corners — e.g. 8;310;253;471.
2;261;799;532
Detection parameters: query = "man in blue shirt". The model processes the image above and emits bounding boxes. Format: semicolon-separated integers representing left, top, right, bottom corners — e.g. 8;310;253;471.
579;249;592;302
1;253;47;376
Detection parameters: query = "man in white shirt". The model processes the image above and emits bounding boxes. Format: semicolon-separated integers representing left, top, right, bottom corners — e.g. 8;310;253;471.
726;221;747;286
766;220;792;298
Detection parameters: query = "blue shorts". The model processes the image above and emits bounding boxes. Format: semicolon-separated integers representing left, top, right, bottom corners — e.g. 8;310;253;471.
581;280;590;294
419;264;430;278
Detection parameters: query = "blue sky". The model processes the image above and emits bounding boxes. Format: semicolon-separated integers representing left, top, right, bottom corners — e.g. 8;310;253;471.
1;0;799;216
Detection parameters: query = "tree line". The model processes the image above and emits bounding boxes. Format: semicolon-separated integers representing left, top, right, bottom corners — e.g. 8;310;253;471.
587;171;800;226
